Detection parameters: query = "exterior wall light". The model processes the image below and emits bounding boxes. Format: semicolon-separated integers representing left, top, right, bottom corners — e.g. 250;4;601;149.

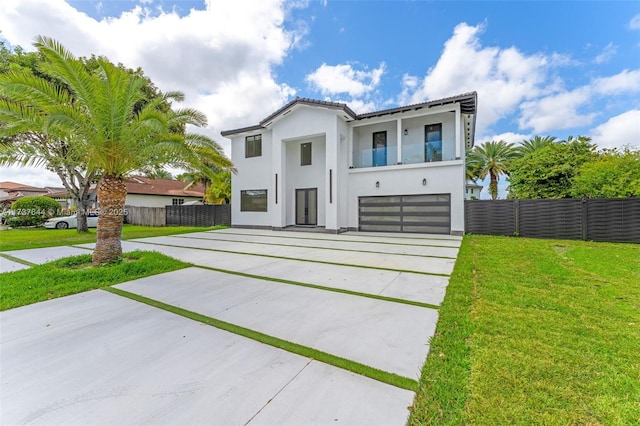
422;178;427;186
403;129;408;135
376;181;380;188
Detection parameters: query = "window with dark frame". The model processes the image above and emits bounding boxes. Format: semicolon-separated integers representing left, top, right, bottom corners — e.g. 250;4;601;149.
240;189;268;212
301;142;312;166
425;123;443;162
245;134;262;158
172;198;185;205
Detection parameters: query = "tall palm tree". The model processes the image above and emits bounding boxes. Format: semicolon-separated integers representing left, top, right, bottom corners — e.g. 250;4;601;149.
0;37;231;265
516;135;557;156
467;140;517;200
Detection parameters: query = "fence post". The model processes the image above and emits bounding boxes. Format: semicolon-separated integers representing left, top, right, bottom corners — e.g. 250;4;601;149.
514;200;520;237
581;198;588;241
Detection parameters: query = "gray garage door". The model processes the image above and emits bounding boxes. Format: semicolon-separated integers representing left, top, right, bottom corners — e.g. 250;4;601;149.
359;194;451;234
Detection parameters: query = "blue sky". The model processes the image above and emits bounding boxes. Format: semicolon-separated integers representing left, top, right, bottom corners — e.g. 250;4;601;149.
1;0;639;196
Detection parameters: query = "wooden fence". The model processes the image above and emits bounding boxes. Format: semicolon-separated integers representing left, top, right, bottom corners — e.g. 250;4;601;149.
166;204;231;227
464;198;640;243
124;206;166;227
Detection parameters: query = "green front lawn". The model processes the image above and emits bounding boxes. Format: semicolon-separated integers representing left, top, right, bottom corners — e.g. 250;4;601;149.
0;224;224;252
0;251;190;311
409;235;640;425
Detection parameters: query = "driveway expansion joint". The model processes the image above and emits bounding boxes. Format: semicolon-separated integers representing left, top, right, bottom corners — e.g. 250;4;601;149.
243;359;314;426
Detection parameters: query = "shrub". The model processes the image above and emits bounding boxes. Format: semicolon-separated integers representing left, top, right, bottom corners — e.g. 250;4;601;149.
9;196;62;227
7;216;43;227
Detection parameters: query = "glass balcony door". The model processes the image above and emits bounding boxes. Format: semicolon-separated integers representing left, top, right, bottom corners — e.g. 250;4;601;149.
425;124;443;162
372;131;387;167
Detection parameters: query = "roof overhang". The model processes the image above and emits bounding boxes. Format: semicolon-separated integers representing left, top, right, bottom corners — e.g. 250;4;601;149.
221;92;478;147
221;98;357;137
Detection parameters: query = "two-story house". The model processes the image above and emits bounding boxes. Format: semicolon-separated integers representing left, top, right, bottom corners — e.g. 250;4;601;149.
221;92;477;235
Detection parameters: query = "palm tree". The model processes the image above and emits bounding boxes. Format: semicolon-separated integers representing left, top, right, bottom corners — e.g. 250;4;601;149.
207;170;232;204
563;135;592;144
0;37;231;265
516;135;558;156
467;140;517;200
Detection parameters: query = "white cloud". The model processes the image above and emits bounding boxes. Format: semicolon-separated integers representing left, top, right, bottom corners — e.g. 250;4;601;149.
589;110;640;150
517;68;640;134
518;87;596;133
0;0;304;159
594;42;617;64
406;23;560;134
592;69;640;95
306;62;386;97
477;132;531;145
629;13;640;30
398;73;419;105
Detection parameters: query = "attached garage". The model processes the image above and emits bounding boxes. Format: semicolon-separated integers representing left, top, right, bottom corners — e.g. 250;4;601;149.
358;194;451;234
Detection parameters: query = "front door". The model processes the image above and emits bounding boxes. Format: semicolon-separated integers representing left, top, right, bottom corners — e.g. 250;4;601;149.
296;188;317;225
373;131;387;167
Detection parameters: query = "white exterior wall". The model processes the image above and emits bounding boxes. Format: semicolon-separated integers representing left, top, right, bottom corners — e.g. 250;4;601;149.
284;135;326;226
337;118;350;229
270;106;339;229
227;101;470;234
346;161;466;233
231;130;274;227
124;194;202;207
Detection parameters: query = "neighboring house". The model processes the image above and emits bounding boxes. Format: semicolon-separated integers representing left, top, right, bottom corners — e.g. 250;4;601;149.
124;176;205;207
46;186;98;210
0;181;66;208
465;182;483;200
222;92;477;235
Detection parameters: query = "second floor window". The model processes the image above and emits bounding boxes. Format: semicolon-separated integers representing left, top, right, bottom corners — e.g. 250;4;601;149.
246;134;262;158
301;142;312;166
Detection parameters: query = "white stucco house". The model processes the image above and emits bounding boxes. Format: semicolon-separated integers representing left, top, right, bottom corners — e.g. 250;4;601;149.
465;182;483;200
221;92;477;235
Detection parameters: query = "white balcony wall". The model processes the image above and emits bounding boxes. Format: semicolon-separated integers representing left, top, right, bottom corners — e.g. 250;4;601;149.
401;112;457;164
353;122;398;167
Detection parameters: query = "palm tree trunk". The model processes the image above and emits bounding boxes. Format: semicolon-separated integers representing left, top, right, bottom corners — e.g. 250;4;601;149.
93;174;126;266
489;172;498;200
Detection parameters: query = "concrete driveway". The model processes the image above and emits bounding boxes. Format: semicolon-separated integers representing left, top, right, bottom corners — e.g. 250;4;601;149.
1;229;462;425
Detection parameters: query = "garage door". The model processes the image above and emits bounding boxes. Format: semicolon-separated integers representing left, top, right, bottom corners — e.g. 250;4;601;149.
358;194;451;234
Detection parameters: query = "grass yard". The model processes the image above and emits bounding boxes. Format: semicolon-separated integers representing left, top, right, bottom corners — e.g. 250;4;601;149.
409;235;640;425
0;251;190;311
0;224;225;252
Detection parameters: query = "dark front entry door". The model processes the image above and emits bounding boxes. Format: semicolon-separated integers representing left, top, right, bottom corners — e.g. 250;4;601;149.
296;188;317;225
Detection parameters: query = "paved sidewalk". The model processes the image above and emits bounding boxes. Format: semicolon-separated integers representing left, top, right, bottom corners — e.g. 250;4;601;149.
1;230;462;425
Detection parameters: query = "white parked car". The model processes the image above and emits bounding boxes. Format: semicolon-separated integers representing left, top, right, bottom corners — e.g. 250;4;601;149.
44;212;99;229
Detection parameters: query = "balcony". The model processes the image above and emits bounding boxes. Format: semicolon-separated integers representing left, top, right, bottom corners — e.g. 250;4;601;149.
353;139;456;168
351;111;458;169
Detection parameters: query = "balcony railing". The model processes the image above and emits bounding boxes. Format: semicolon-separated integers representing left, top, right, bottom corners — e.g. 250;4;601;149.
352;140;455;168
